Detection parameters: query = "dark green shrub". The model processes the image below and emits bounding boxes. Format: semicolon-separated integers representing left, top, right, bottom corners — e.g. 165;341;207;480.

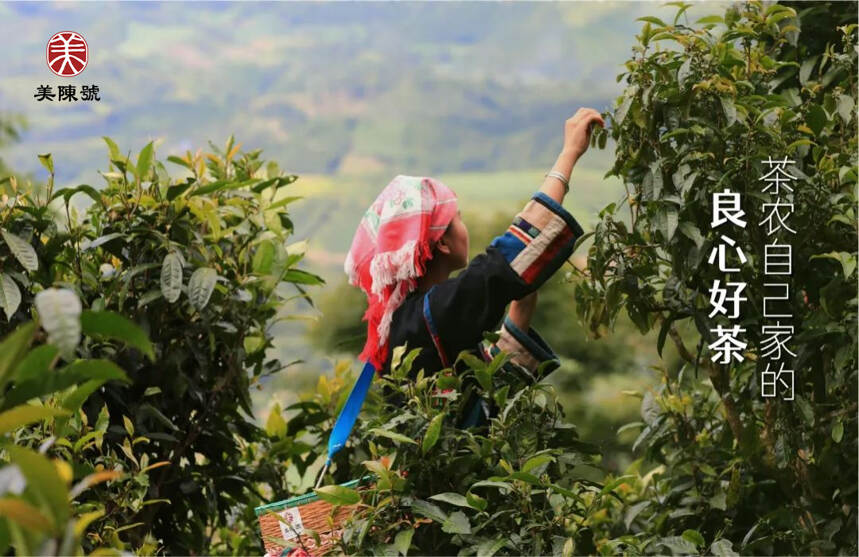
577;1;857;554
0;137;323;553
259;346;635;556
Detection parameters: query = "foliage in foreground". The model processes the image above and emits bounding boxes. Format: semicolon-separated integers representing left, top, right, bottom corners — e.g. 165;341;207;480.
0;290;153;554
576;1;857;555
258;346;740;556
0;137;322;554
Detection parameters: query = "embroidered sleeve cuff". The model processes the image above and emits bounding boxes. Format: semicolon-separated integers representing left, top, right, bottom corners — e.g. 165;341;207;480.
488;191;585;289
481;315;561;381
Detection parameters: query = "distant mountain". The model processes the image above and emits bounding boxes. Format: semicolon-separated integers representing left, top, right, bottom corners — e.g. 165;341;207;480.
1;1;730;186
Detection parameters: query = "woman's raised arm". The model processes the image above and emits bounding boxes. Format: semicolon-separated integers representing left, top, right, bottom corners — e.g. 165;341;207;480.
539;108;605;204
507;108;605;332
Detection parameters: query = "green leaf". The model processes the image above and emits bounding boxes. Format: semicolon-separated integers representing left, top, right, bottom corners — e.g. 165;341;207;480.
836;94;854;123
1;230;38;271
136;141;154;180
0;322;36;387
658;535;697;555
832;420;844;443
253;240;275;274
476;538;507;557
361;460;392;489
660;206;678;240
709;491;727;510
122;415;134;436
80;310;155;361
636;16;667;26
369;428;418;445
2;359;129;410
80;232;124;251
7;445;69;529
640;391;660;425
682;529;706;547
422;412;444;454
188;267;218;310
799;55;818;85
60;379;104;413
465;491;488;512
710;539;739;556
160;252;184;303
509;471;540;485
102;136;121;161
0;273;21;321
720;96;737;125
0;405;69;435
37;153;54;175
441;511;471;534
13;345;58;383
615;94;634;126
35;288;81;358
166;155;191;170
696;15;724;24
429;492;471;508
624;500;650;529
394;528;414;556
314;485;360;506
411;499;447;523
52;184;103;207
265;403;287;437
471;480;512;493
282;269;325;286
522;454;554;473
806;104;829;136
677;58;693;89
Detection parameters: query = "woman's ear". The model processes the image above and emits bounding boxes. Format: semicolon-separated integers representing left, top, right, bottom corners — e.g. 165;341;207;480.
435;233;452;255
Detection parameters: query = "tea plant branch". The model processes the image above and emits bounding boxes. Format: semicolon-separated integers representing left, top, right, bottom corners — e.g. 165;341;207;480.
145;322;247;531
657;313;696;364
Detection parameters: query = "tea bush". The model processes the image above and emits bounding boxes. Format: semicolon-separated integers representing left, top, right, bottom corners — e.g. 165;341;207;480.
0;289;157;554
0;137;323;553
575;1;857;554
267;346;627;556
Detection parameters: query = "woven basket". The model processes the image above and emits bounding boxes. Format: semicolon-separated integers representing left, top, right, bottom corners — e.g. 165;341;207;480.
256;477;371;557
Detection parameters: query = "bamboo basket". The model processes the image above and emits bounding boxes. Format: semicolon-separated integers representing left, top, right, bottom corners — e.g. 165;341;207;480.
255;477;371;557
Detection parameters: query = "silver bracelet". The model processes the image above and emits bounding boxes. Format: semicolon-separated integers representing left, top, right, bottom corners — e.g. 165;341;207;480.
544;170;570;193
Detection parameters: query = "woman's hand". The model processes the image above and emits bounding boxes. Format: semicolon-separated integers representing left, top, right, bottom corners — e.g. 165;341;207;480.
508;291;538;333
562;108;605;160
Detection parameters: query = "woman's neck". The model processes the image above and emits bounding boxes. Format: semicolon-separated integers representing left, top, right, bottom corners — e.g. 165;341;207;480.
416;258;452;293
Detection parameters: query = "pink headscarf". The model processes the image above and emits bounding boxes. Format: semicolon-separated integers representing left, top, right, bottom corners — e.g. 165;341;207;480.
344;175;458;370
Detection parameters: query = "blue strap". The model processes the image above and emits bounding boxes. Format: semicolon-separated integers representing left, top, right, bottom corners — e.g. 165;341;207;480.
325;360;376;465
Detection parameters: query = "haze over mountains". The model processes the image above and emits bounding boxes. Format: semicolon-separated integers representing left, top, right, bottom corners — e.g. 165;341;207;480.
2;2;729;181
1;0;732;419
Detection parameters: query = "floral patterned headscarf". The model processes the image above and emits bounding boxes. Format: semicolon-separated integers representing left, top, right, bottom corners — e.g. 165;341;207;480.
344;175;458;370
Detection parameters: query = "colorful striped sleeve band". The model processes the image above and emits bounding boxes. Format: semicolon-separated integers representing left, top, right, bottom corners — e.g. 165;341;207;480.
488;191;585;289
481;315;561;381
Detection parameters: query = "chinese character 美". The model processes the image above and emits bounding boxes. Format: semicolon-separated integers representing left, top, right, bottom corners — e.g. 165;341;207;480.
708;279;747;319
763;283;792;318
34;85;55;101
711;190;747;228
709;324;747;364
759;199;797;235
759;156;796;196
760;322;797;360
81;84;100;101
707;234;748;272
58;84;78;102
764;243;792;275
761;361;794;400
